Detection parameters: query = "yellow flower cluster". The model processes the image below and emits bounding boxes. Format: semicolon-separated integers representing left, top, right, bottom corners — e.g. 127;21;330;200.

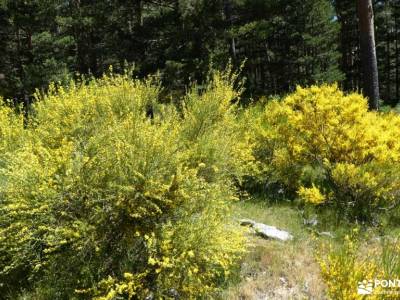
254;84;400;220
298;184;325;204
0;100;25;160
316;230;399;300
0;71;249;298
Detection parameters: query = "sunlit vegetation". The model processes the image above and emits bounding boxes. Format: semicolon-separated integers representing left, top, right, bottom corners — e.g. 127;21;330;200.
0;71;253;299
1;73;400;299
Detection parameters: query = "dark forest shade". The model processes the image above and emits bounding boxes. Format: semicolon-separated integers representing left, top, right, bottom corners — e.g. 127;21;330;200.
0;0;399;105
357;0;380;110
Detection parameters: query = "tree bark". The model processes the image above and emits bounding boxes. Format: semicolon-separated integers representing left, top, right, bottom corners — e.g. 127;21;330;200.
134;0;142;27
357;0;380;110
223;0;237;62
395;7;399;102
385;3;391;103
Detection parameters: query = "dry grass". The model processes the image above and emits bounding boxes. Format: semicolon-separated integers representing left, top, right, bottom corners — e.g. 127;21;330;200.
220;200;327;299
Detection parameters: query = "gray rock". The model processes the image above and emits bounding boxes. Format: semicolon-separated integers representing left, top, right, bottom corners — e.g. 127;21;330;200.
240;218;293;241
253;223;293;241
240;218;256;226
168;288;179;299
303;217;318;226
145;293;154;300
279;277;288;285
318;231;334;238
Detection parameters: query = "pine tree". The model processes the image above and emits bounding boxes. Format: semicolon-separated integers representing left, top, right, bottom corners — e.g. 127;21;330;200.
375;0;400;106
357;0;380;109
301;0;344;83
231;0;343;96
0;0;73;101
334;0;362;92
395;1;400;102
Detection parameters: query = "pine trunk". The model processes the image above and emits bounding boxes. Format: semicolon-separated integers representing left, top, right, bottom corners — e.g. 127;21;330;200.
396;9;399;102
223;0;236;60
357;0;380;110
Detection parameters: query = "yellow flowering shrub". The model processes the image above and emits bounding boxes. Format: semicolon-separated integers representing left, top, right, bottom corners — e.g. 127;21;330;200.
0;100;25;164
316;230;400;299
316;231;378;299
181;68;256;183
0;72;248;299
298;184;325;205
254;84;400;221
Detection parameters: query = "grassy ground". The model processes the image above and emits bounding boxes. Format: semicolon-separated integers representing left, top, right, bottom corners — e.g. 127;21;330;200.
221;199;327;299
220;198;400;300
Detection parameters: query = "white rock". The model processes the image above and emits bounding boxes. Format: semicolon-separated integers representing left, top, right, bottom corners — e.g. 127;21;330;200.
318;231;334;238
239;218;293;241
303;217;318;226
240;219;256;226
279;277;288;285
253;223;293;241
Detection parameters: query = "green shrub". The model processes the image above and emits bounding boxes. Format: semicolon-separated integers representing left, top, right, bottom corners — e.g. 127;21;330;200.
253;84;400;222
316;230;400;299
180;69;256;184
0;100;25;166
0;72;248;299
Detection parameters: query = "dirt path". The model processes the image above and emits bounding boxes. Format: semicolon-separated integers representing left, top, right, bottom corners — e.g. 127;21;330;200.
221;201;327;299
